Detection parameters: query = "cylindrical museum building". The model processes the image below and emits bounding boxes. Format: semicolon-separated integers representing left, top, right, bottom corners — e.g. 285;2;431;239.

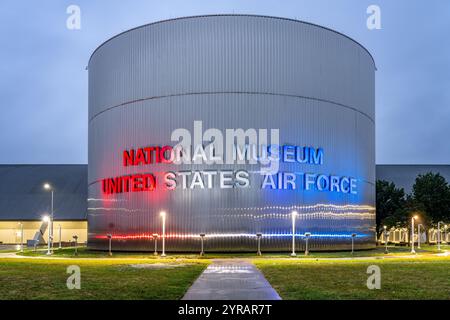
87;15;376;252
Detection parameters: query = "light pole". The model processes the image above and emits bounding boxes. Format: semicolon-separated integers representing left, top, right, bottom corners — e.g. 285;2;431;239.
351;233;356;255
411;215;418;254
160;211;166;257
43;183;54;255
445;225;448;244
200;233;205;256
19;222;24;252
291;211;298;257
106;233;112;256
383;226;389;254
256;233;262;256
43;215;51;254
152;233;158;256
437;221;443;251
58;224;62;249
304;232;311;256
417;224;423;249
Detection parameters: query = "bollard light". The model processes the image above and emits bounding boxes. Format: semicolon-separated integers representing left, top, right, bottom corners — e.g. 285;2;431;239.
291;211;298;257
351;233;356;255
160;211;166;257
106;233;112;256
73;235;78;256
152;233;158;256
256;233;262;256
200;233;206;256
304;232;311;256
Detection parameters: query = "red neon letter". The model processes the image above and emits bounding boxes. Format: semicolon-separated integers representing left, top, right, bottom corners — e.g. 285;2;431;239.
123;150;135;167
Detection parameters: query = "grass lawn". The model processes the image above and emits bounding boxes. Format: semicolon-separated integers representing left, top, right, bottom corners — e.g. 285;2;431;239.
0;258;208;300
254;257;450;300
2;245;449;300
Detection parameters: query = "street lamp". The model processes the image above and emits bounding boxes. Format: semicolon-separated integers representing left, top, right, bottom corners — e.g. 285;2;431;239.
383;226;389;254
43;183;54;255
42;215;52;254
437;221;443;251
256;233;262;256
417;224;423;249
106;233;112;256
411;215;418;254
152;233;158;256
200;233;206;256
291;211;298;257
18;222;24;253
351;233;356;255
445;225;448;244
160;211;166;257
304;232;311;256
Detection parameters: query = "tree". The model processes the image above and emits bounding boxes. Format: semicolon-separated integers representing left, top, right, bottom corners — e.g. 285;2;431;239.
375;180;406;237
412;172;450;226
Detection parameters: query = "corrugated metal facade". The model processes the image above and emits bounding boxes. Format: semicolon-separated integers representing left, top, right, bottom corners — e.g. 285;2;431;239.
88;15;376;252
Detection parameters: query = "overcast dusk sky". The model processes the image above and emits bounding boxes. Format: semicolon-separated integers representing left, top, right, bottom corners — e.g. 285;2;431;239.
0;0;449;164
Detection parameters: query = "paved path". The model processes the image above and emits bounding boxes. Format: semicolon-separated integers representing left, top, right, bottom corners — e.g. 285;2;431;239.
182;259;281;300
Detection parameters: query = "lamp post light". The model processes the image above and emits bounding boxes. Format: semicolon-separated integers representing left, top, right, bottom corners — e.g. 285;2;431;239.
73;235;78;256
106;233;112;256
351;233;356;255
304;232;311;256
417;224;423;249
152;233;158;256
43;183;54;255
200;233;206;256
256;233;262;256
58;224;62;249
42;215;52;255
411;215;418;254
160;211;166;257
383;226;388;254
445;225;448;244
291;211;298;257
437;221;443;251
18;222;24;253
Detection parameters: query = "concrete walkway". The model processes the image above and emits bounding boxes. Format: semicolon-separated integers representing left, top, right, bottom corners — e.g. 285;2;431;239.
182;259;281;300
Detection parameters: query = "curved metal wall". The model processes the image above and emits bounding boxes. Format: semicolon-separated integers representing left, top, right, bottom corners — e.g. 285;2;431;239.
88;15;376;252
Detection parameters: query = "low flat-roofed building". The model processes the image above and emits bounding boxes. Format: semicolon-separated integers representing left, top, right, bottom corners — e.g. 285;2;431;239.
0;165;87;245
